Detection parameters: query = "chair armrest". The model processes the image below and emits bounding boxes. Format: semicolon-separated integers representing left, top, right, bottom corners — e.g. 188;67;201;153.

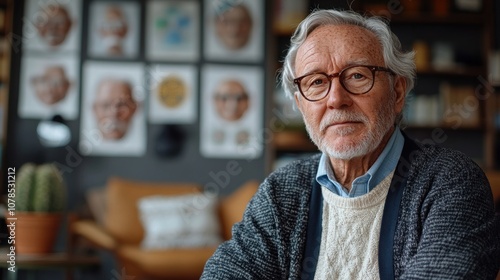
71;220;118;251
219;181;259;240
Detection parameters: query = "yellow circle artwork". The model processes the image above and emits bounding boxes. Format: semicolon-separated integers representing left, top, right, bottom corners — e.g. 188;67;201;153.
157;76;187;108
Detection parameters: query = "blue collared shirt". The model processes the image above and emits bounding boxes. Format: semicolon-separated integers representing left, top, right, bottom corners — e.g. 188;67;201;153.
315;129;404;197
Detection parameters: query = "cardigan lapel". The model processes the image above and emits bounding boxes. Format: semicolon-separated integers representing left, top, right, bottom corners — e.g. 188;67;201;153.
300;131;420;280
378;133;419;279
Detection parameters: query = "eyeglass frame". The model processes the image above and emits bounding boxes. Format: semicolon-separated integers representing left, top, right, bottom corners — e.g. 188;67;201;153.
293;65;395;102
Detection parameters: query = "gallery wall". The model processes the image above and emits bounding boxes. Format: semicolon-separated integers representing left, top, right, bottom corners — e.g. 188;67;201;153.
5;0;272;209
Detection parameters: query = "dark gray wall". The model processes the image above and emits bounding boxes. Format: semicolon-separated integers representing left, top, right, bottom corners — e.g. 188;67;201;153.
5;0;271;211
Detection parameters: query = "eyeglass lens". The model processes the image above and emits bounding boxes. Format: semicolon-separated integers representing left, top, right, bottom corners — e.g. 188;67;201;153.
298;66;376;100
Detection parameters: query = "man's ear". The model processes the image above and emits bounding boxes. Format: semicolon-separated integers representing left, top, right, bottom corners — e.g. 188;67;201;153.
66;80;72;91
393;76;406;114
130;101;138;115
293;92;303;112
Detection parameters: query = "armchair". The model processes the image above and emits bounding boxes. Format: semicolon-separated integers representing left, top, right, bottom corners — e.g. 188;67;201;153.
70;177;259;280
485;171;500;207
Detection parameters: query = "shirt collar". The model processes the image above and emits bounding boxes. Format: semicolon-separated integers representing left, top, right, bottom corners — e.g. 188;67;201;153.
315;128;405;197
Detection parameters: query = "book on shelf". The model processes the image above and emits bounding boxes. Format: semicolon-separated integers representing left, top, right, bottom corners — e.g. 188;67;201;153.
440;82;480;128
405;82;480;129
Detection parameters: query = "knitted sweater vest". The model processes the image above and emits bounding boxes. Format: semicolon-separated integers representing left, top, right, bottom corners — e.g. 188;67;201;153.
314;171;393;279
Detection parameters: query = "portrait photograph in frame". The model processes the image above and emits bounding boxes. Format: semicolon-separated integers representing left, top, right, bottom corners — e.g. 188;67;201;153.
23;0;82;53
148;64;198;124
80;61;146;157
200;64;263;159
87;1;141;58
146;0;200;61
18;54;79;120
203;0;264;62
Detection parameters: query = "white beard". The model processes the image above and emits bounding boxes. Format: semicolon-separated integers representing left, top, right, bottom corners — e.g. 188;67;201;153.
303;96;396;160
102;35;124;53
99;118;129;138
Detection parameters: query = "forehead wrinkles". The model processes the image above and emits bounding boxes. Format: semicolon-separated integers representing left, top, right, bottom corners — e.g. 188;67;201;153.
295;41;329;74
295;25;384;74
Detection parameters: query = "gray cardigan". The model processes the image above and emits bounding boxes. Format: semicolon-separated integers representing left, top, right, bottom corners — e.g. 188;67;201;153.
202;138;500;279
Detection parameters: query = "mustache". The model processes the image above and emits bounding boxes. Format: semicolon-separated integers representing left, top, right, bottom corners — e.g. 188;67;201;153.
99;119;129;133
319;111;368;132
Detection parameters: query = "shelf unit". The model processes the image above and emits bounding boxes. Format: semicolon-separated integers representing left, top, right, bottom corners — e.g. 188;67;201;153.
0;0;12;160
389;1;494;169
270;0;497;170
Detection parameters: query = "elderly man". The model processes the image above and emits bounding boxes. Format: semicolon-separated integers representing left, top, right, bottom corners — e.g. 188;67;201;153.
99;5;128;55
34;4;73;47
214;3;253;50
202;9;500;279
213;79;250;122
31;65;71;105
92;79;137;140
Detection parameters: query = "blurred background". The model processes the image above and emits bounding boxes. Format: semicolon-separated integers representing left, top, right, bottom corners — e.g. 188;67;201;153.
0;0;498;279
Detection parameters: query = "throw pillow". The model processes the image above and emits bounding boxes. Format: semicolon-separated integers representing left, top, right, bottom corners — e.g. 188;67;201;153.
105;176;201;245
138;193;223;250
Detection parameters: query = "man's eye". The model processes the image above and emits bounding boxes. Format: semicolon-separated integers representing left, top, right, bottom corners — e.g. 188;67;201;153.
307;76;327;87
351;73;366;80
312;79;324;85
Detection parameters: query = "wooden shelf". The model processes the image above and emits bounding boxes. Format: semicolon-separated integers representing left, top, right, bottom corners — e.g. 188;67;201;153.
0;251;100;269
390;13;487;25
0;248;100;280
416;66;484;78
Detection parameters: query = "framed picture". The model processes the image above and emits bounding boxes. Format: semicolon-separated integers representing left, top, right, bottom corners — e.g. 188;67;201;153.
23;0;82;52
145;0;200;61
18;54;79;120
200;64;264;159
80;61;146;156
148;64;197;124
203;0;264;62
87;1;140;58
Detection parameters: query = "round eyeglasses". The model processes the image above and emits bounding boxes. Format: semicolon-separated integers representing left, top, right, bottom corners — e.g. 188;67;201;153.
293;65;394;102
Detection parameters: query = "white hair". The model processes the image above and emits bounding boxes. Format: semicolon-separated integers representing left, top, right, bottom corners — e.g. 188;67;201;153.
279;9;416;124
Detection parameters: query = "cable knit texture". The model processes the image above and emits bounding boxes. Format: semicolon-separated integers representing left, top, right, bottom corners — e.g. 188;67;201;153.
314;171;393;279
201;140;500;279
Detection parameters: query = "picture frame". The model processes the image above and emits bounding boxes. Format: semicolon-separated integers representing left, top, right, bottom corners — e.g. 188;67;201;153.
18;54;79;119
80;61;146;156
87;1;141;59
148;64;198;124
23;0;82;53
145;0;200;61
200;64;264;159
203;0;264;62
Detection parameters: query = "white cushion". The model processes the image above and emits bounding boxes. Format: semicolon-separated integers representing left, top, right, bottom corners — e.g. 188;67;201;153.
138;193;223;250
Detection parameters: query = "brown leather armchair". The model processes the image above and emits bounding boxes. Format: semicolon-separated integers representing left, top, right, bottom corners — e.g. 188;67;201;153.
485;171;500;207
484;172;500;280
70;177;259;280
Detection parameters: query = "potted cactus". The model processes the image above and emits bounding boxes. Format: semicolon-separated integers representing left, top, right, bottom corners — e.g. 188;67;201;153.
13;162;66;254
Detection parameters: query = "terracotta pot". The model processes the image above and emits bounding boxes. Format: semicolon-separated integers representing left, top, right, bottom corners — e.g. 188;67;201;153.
12;212;62;255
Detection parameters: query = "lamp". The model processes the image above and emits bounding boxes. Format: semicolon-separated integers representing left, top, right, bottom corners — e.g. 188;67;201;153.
37;114;71;148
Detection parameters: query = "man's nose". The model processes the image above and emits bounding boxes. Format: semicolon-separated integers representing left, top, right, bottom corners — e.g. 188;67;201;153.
325;78;353;109
105;104;122;116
